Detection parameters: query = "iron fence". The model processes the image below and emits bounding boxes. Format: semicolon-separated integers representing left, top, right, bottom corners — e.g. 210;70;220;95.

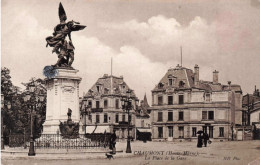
9;133;111;149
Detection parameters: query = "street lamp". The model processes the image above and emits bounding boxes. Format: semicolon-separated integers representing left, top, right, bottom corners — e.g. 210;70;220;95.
121;89;133;153
83;104;90;135
23;82;42;156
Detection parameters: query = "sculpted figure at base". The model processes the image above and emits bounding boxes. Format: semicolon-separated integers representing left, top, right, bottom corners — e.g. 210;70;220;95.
46;3;86;68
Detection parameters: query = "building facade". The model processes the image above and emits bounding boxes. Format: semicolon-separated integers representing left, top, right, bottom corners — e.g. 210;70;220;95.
150;64;242;142
81;74;139;140
135;94;152;141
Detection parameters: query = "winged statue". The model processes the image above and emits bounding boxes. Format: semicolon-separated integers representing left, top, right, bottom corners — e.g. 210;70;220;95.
45;3;86;68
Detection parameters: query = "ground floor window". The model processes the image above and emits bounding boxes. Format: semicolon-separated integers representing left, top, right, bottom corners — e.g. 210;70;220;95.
192;127;197;137
219;127;224;137
209;126;214;138
158;127;163;138
168;126;173;137
178;127;184;138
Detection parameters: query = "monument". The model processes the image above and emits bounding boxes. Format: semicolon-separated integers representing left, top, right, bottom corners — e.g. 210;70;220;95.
42;3;86;134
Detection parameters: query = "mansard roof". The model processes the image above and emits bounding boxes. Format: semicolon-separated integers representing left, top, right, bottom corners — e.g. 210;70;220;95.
152;65;242;93
84;74;137;98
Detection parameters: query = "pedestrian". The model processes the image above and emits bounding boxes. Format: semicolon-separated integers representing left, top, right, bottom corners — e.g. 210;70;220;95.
203;133;209;147
110;130;117;154
197;133;203;148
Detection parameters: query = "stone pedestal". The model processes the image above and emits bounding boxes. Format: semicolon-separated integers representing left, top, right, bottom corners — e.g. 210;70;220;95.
42;68;82;134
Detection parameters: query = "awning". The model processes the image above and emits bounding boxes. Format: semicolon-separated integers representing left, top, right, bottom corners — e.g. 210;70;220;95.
137;128;152;133
86;126;110;134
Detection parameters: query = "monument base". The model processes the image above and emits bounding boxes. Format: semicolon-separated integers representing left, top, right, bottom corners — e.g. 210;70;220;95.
42;68;83;134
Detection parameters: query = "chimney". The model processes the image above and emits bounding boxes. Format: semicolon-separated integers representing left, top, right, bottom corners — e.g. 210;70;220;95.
194;64;199;86
228;81;231;90
213;70;219;84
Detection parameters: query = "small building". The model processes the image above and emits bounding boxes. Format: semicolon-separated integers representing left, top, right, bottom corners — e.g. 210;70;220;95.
150;64;242;142
135;94;152;141
81;74;139;140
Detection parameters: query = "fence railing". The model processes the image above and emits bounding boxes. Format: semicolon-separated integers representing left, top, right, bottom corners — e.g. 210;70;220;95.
9;133;111;149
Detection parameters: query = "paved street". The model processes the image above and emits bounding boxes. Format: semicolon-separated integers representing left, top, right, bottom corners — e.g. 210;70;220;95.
2;140;260;165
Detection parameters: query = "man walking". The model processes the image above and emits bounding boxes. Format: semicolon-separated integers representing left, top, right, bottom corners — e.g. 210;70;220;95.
203;133;209;147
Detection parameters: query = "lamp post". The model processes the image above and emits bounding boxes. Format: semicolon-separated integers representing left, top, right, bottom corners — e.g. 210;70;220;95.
121;89;134;153
23;82;45;156
83;105;90;135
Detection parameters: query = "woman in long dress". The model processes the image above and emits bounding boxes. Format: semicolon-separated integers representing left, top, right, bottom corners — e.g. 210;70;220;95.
197;134;203;148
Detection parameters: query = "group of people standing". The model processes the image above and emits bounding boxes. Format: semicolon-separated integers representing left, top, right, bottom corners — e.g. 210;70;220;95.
197;132;210;148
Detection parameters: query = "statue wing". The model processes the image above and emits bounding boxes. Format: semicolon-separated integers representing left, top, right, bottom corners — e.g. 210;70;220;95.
59;3;67;23
71;25;86;31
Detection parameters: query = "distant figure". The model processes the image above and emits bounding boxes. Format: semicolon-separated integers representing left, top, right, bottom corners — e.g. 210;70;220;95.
197;134;203;148
110;130;117;154
203;133;209;147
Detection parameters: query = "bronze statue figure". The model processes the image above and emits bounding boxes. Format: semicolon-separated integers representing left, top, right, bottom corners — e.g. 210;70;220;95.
46;3;86;68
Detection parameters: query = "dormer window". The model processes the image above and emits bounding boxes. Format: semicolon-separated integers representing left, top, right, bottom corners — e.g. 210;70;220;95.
179;81;185;88
205;93;211;102
158;83;164;89
169;79;173;86
96;86;100;92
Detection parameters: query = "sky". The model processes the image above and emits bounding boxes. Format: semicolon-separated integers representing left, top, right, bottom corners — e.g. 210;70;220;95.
1;0;260;104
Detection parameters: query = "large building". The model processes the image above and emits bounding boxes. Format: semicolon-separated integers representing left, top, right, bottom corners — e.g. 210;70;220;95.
149;64;242;142
81;74;139;140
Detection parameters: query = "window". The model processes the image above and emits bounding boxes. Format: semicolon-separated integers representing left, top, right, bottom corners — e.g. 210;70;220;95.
168;126;173;137
202;111;207;120
168;79;173;86
158;112;163;122
141;120;144;127
96;86;100;92
168;111;173;121
158;96;163;105
89;114;92;122
179;127;184;138
192;127;197;137
129;115;132;122
104;100;108;109
158;127;163;138
104;113;108;123
219;127;224;137
122;114;125;122
178;111;184;121
115;99;119;109
209;126;213;138
168;96;173;105
158;83;164;89
179;81;185;88
179;95;184;104
205;94;210;102
96;114;100;123
96;101;100;109
115;113;119;123
88;100;92;108
208;111;214;120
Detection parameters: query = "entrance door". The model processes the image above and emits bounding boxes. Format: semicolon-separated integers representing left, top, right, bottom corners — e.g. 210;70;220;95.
168;126;173;141
179;127;184;138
